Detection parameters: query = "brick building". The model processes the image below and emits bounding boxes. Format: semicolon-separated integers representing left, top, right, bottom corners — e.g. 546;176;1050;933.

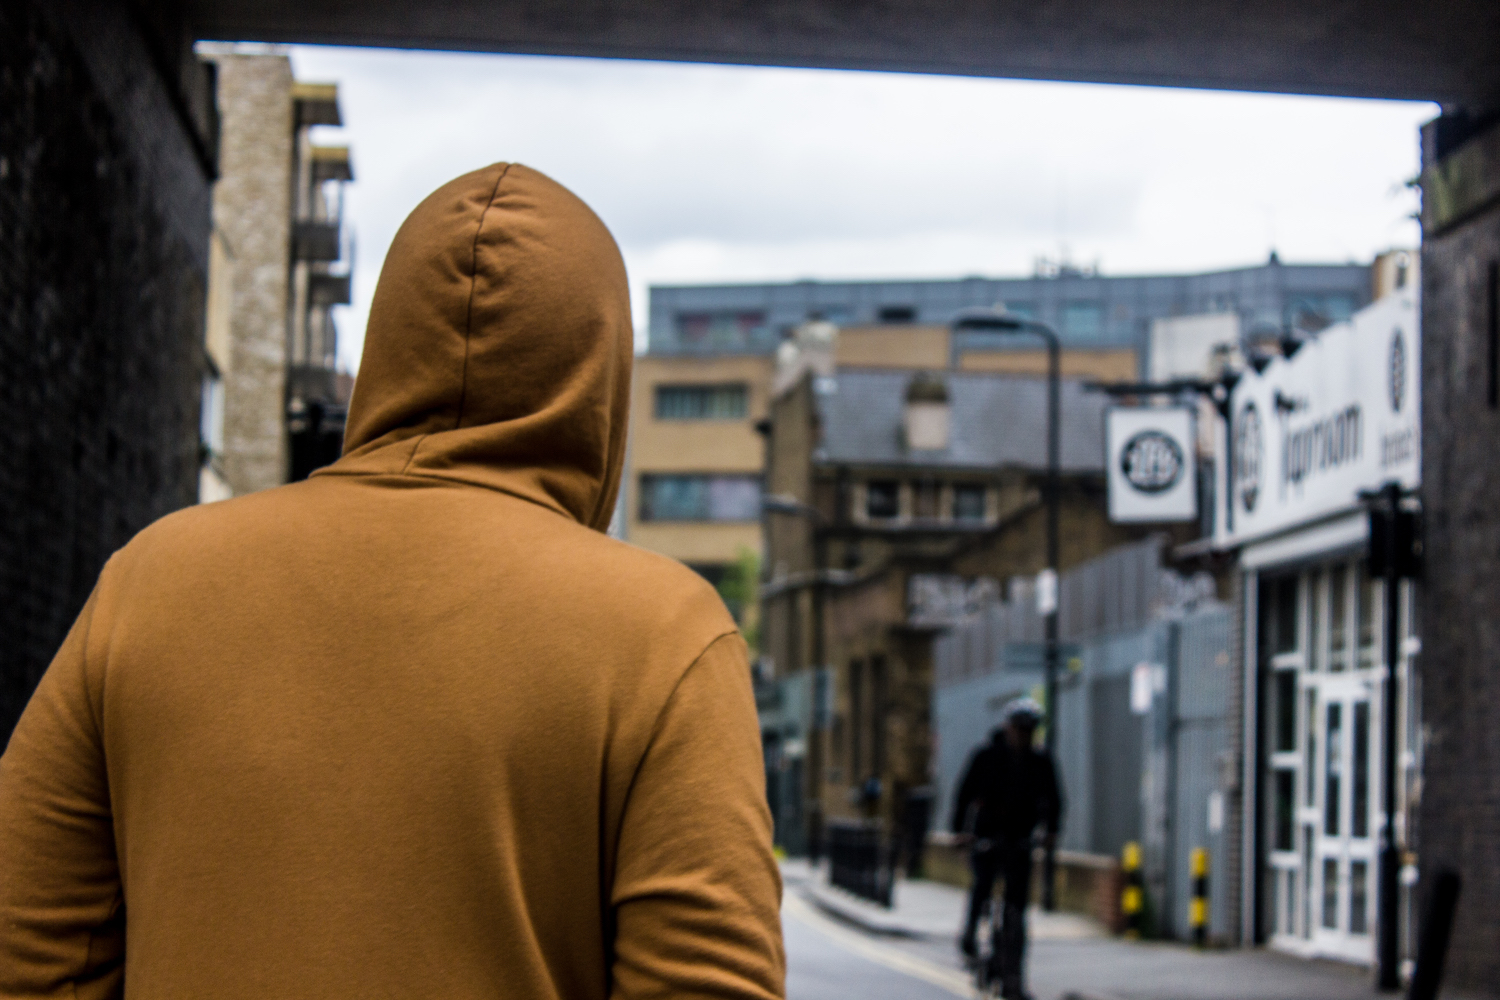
1414;114;1500;994
756;336;1161;854
0;1;216;738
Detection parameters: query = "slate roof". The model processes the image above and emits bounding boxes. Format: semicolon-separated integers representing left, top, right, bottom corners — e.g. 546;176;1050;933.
813;369;1107;472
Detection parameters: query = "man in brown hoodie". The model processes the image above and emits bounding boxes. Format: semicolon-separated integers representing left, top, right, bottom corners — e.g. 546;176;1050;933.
0;164;786;998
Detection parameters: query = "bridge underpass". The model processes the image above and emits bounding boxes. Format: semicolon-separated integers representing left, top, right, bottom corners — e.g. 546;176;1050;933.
3;0;1498;991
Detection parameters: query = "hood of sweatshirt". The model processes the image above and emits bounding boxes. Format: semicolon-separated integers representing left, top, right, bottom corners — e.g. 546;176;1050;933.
317;163;632;533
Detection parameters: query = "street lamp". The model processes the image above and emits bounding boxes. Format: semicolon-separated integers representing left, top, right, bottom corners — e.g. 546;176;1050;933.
951;307;1062;911
763;492;828;860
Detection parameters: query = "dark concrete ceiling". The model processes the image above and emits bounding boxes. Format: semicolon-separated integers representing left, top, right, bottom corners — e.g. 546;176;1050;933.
187;0;1498;109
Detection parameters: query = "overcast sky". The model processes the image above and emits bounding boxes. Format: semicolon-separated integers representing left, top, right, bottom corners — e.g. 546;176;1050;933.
284;46;1434;372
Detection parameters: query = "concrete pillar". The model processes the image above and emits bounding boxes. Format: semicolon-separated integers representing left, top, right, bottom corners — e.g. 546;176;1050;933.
1416;110;1500;998
200;51;294;495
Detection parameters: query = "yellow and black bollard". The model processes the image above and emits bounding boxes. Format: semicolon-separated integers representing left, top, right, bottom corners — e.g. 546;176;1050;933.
1189;847;1209;946
1120;841;1143;938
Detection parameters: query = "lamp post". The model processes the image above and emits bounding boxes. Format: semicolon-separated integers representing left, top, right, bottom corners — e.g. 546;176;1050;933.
1360;482;1421;991
951;308;1062;911
763;492;828;860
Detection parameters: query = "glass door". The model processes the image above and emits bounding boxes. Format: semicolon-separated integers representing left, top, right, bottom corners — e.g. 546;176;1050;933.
1307;674;1377;962
1263;561;1383;964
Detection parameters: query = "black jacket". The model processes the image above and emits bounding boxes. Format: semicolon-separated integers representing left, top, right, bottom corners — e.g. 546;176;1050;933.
950;731;1063;841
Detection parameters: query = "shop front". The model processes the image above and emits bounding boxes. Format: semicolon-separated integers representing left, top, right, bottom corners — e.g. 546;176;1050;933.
1215;288;1420;965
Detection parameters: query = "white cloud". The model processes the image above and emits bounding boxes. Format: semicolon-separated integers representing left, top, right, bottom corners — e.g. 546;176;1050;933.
286;46;1433;370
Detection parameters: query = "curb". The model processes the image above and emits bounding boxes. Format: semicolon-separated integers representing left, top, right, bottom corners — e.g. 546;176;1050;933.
800;884;949;941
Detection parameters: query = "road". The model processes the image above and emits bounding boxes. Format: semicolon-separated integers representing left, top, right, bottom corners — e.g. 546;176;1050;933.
782;892;970;1000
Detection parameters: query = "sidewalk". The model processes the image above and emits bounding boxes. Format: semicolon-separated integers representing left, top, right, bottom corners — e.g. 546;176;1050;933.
780;860;1390;1000
782;857;1102;942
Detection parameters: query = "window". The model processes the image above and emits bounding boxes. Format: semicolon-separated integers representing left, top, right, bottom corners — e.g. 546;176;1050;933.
866;480;900;520
1003;302;1035;320
1274;577;1299;655
675;311;767;347
1330;565;1348;661
1325;703;1342;836
877;305;916;324
1322;859;1340;929
953;484;986;522
1352;702;1370;838
1274;670;1297;753
655;384;748;420
1305;689;1318;805
1349;861;1369;934
1274;769;1295;851
1062;301;1104;340
639;474;761;522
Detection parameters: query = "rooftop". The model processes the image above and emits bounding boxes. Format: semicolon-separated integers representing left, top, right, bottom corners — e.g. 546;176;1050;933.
813;368;1106;473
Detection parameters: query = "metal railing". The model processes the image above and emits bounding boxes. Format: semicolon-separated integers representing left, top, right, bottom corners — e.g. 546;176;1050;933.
826;820;894;908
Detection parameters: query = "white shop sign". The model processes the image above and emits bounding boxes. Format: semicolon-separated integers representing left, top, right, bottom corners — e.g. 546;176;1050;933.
1214;291;1419;548
1107;406;1198;523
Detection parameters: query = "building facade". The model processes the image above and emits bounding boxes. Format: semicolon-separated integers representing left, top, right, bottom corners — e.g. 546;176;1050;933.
624;260;1377;607
757;351;1159;854
1209;285;1421;965
196;47;354;498
647;260;1373;367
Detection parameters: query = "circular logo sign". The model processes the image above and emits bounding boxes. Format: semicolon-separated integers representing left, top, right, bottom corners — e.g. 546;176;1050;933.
1389;328;1406;414
1235;401;1263;513
1120;430;1184;494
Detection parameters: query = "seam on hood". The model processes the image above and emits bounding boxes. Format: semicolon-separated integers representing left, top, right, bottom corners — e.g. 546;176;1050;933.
397;163;512;477
456;164;512;433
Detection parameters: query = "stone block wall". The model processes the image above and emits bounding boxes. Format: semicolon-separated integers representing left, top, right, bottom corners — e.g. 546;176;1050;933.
201;50;294;496
0;0;212;738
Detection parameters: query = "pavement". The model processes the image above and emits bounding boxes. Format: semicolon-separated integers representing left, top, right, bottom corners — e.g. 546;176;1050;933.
780;859;1391;1000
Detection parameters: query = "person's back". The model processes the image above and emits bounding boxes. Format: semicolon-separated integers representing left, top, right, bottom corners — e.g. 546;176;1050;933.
0;164;785;999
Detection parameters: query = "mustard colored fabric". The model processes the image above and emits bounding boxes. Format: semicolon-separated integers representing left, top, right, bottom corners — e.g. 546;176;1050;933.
0;164;785;999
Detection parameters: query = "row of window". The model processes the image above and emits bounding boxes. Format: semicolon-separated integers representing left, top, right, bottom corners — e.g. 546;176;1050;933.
655;384;747;420
865;480;987;523
639;474;762;522
636;475;990;525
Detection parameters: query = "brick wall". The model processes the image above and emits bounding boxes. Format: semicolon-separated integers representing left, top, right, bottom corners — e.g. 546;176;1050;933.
0;0;212;738
1417;122;1500;997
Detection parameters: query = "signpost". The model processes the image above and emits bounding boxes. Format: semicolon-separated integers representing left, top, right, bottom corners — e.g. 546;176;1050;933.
1106;406;1198;523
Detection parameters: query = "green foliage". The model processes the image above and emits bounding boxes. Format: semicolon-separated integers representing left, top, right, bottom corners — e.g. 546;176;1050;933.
717;546;761;651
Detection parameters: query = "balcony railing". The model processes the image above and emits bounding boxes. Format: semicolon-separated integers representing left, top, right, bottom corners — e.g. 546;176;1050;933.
309;272;351;306
294;220;341;263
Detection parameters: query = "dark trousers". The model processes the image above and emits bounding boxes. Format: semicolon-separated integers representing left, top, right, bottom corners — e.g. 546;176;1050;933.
962;839;1033;994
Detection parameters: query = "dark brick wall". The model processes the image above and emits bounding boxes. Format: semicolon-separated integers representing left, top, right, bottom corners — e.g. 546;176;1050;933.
0;0;212;739
1417;126;1500;998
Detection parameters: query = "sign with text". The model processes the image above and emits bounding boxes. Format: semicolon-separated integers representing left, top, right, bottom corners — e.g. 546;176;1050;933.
1107;407;1198;522
1214;291;1420;548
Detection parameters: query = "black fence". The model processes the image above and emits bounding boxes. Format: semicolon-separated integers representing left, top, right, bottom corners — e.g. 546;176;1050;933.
827;821;894;908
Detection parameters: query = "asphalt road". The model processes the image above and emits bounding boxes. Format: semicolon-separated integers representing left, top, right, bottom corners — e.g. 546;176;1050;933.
782;893;971;1000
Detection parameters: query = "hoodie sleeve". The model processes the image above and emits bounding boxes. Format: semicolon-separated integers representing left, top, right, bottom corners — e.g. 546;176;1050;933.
609;632;785;1000
0;582;124;999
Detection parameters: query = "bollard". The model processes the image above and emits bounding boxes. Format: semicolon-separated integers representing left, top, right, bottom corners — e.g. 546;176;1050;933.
1120;841;1143;938
1406;870;1461;1000
1189;847;1209;946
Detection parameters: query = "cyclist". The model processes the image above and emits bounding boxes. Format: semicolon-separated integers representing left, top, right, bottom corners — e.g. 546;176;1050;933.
951;698;1063;1000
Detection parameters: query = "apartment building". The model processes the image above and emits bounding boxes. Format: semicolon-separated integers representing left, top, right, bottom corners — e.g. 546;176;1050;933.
196;47;354;498
622;259;1373;608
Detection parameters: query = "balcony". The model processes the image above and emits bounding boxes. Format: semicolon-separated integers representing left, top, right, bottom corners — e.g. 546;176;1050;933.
309;272;351;306
294;220;341;263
